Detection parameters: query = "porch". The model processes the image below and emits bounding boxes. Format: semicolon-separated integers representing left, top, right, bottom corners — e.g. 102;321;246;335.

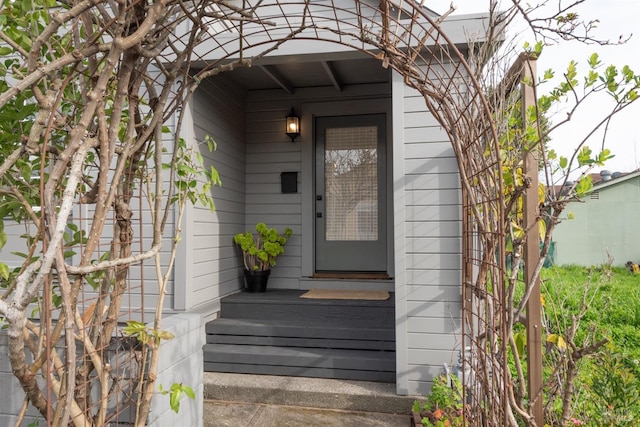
203;289;396;383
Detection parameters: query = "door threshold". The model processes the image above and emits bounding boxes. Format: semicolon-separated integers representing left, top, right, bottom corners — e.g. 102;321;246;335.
312;272;391;280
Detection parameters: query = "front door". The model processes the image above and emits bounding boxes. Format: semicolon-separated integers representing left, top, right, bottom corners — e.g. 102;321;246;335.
314;114;387;272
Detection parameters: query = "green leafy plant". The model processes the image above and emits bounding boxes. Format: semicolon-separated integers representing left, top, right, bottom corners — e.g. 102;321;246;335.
412;374;464;427
123;320;175;346
233;223;292;271
158;383;195;414
570;344;640;426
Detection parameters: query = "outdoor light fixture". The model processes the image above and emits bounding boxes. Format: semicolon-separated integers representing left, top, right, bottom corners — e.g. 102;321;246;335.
285;108;300;142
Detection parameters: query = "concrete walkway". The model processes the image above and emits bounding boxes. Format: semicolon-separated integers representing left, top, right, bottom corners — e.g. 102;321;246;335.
203;373;416;426
204;401;410;426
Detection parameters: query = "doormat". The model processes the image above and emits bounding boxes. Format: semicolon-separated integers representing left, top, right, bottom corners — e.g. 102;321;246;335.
300;289;390;301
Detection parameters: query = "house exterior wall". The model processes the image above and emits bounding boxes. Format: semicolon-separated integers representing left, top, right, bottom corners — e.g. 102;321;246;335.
148;313;205;427
0;329;41;425
552;173;640;267
174;74;248;314
243;82;393;289
0;314;204;426
183;68;464;397
392;72;462;396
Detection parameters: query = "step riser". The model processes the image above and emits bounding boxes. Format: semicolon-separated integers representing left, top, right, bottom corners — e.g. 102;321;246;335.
207;335;396;351
204;363;396;383
204;345;394;371
205;319;395;341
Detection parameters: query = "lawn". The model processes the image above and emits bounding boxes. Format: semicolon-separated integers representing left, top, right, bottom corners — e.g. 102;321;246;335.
539;265;640;425
541;265;640;374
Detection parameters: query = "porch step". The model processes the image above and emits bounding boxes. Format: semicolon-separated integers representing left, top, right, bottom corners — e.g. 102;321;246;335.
203;344;395;382
203;372;416;415
206;318;395;350
219;289;394;328
204;289;396;382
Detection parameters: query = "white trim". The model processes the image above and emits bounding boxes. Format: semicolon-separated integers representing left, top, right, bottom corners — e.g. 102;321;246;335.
174;99;196;311
391;71;409;395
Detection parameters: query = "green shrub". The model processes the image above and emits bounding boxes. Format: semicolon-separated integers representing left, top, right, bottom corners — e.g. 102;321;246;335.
580;345;640;426
413;374;464;427
233;223;292;271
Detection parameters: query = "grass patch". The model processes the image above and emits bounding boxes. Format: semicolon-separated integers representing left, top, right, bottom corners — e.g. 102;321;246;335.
540;265;640;425
541;265;640;375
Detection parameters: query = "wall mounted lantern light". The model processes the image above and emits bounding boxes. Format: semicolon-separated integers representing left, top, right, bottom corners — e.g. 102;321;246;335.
285;108;300;142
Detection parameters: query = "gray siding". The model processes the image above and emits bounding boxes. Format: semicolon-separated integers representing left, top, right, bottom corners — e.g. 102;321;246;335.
148;313;205;427
0;329;40;425
244;94;302;289
176;74;247;313
0;314;204;426
393;73;462;396
245;83;393;289
0;221;36;268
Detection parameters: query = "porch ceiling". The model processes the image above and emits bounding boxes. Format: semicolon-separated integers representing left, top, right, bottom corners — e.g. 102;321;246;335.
223;57;390;93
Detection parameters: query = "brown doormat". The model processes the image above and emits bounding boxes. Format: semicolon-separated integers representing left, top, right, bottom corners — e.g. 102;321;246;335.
300;289;390;301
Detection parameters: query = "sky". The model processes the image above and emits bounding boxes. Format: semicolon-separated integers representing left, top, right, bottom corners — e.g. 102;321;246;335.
427;0;640;173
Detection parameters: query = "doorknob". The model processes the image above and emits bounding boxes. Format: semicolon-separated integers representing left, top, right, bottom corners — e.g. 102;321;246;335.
316;195;322;201
316;212;322;218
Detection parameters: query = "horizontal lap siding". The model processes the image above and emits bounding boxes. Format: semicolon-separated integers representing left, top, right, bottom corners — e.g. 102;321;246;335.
184;75;247;311
245;84;392;289
244;93;303;288
401;85;462;396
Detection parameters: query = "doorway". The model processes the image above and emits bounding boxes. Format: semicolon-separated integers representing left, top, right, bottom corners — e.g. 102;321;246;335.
314;114;387;273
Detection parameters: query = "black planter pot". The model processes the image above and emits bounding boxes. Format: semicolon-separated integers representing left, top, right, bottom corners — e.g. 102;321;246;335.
243;269;270;293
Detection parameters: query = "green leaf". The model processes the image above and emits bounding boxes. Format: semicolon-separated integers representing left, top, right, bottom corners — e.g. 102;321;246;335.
0;228;6;250
559;157;568;169
155;330;175;341
0;263;10;280
511;222;525;240
547;333;567;353
123;320;150;344
166;383;194;413
575;176;593;197
0;47;12;56
183;385;195;400
538;219;547;241
577;146;593;166
514;332;526;359
205;135;216;152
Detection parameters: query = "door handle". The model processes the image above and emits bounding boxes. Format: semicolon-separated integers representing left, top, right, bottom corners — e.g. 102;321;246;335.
316;212;322;218
316;195;322;201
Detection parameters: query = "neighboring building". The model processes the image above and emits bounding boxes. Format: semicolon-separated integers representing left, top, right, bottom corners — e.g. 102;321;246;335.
552;169;640;267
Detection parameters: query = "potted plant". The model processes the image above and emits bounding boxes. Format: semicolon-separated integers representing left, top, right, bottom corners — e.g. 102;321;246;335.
233;222;292;292
412;373;464;427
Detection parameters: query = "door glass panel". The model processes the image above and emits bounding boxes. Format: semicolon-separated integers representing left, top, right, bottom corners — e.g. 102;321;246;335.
324;126;378;241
